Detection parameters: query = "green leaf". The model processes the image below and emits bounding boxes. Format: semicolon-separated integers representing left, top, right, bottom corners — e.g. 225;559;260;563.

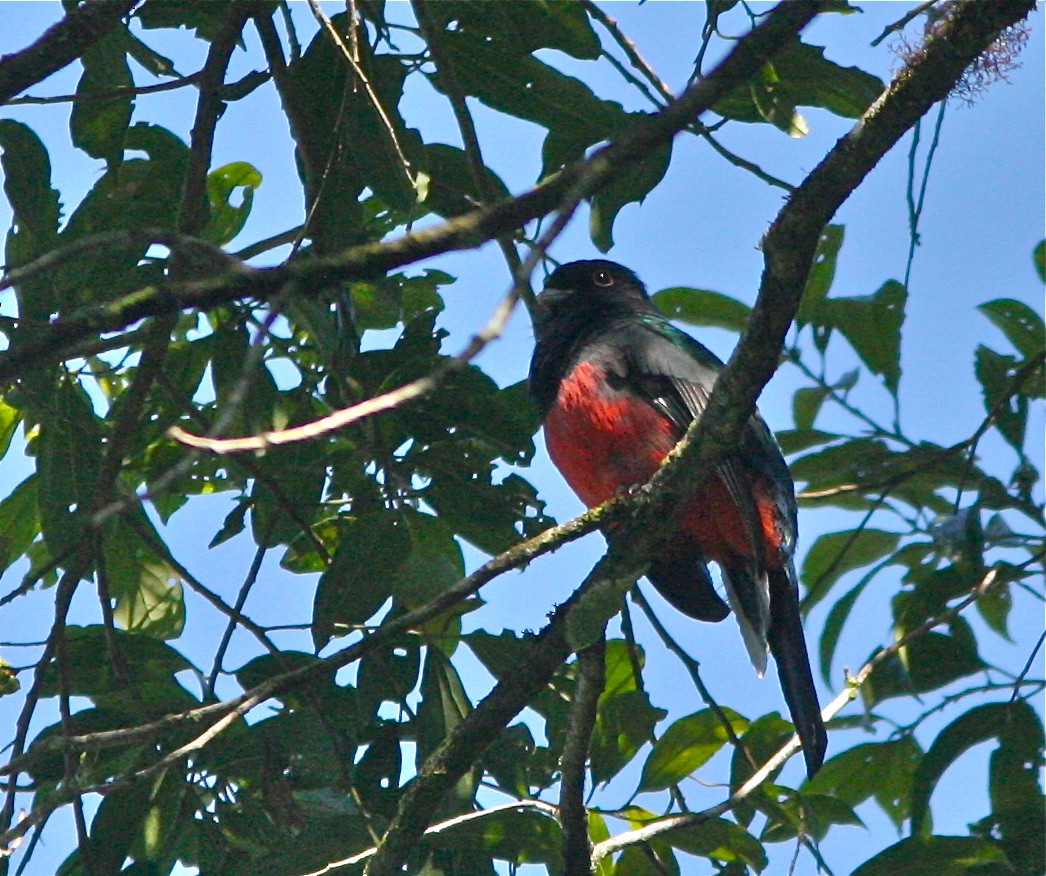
798;224;845;324
37;625;194;712
761;792;864;842
978;298;1045;358
417;648;473;791
652;287;752;333
590;689;666;785
71;31;133;163
135;0;236;42
423;1;601;60
354;722;403;818
430;30;627;175
0;120;62;320
0;476;39;576
975;575;1012;640
419;143;511;218
390;510;465;609
0;119;62;244
904;618;986;691
775;428;841;455
0;398;20;461
312;510;410;648
590;137;671;252
912;700;1043;835
663;817;768;870
730;713;794;826
715;41;883;134
800;528;899;614
975;345;1028;453
205;161;262;245
818;566;878;683
792;386;828;430
37;381;103;560
851;835;1009;876
103;515;186;639
1034;240;1045;283
434;804;565;867
825;280;907;395
803;738;923;829
639;708;748;792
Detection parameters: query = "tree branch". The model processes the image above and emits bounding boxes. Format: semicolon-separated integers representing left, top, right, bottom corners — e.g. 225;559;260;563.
0;0;138;106
560;637;606;876
0;0;824;382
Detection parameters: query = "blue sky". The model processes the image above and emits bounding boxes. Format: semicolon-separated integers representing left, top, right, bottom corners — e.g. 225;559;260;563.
0;3;1043;873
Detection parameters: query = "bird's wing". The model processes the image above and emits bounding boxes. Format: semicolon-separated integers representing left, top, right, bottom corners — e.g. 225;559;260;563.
609;316;804;669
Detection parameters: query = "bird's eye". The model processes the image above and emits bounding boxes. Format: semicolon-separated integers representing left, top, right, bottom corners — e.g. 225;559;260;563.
592;269;614;288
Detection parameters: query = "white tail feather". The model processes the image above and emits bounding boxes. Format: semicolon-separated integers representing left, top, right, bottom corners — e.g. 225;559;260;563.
720;566;770;677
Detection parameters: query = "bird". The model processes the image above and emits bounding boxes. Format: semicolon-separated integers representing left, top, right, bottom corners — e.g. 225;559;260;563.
528;258;827;778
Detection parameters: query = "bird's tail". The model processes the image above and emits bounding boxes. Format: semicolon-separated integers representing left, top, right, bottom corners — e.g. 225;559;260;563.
767;564;827;778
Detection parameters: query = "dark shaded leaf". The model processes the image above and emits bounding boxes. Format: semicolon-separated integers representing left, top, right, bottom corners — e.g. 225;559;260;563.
591;689;666;785
36;380;103;560
135;0;240;42
354;721;402;818
715;42;883;134
912;700;1043;835
590;137;671;252
797;224;845;324
825;281;906;395
975;345;1028;453
419;143;511;218
71;31;133;163
37;625;195;716
0;119;62;245
429;30;627;176
1034;240;1045;284
312;510;410;648
653;287;752;333
423;1;601;60
851;835;1009;876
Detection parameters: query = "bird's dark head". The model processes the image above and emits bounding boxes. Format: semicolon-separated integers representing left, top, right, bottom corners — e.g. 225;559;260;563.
534;260;650;331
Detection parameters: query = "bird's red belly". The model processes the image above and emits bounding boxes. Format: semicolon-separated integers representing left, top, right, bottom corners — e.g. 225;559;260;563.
543;361;784;564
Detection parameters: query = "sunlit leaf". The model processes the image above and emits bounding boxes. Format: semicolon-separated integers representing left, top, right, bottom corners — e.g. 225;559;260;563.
639;708;749;792
653;286;752;333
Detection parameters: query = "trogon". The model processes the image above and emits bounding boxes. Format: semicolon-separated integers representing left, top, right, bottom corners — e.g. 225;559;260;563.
528;259;827;777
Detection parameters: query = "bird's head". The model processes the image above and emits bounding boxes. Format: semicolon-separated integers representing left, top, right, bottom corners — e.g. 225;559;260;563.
533;259;652;333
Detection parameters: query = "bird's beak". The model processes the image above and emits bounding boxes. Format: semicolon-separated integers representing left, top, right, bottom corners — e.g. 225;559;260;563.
532;286;570;328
